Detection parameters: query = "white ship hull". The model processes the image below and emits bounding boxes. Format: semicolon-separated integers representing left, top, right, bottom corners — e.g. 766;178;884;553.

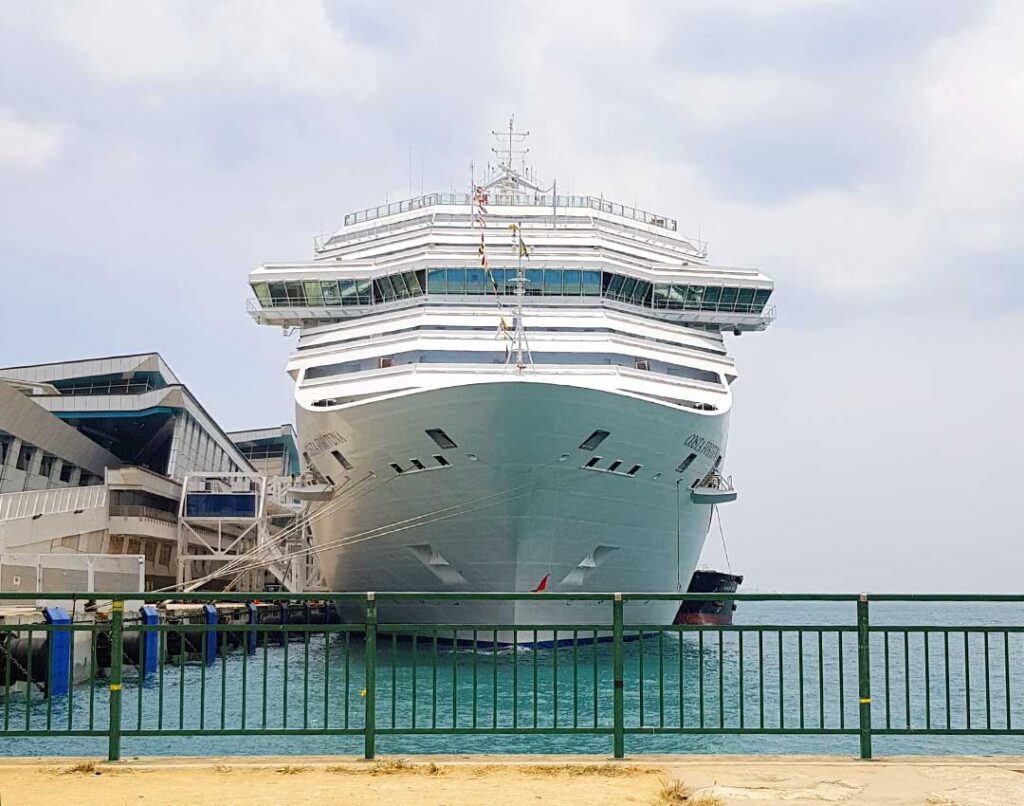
299;379;728;634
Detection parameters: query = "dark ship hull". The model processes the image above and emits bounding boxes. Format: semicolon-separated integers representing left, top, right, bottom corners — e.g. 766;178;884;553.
673;569;744;625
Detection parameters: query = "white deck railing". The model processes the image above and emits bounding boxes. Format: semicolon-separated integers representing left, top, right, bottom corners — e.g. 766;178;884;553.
0;485;107;523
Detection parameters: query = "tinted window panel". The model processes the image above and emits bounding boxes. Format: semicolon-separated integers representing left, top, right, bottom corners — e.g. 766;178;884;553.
356;279;372;303
427;268;446;294
543;269;562;294
466;268;485;294
525;269;543;295
583;271;601;295
284;281;306;305
321;280;341;305
563;270;582;295
304;281;323;305
446;268;466;293
390;272;410;298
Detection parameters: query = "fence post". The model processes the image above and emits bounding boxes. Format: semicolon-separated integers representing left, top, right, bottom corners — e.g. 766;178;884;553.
612;593;624;759
108;599;124;762
364;592;377;760
857;593;872;760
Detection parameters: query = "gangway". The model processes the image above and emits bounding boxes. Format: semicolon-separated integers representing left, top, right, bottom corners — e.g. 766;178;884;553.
176;473;323;593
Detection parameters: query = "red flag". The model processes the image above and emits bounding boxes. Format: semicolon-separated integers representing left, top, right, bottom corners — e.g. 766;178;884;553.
531;573;550;593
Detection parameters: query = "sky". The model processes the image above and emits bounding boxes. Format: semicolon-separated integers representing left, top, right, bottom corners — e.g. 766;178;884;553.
1;1;1022;591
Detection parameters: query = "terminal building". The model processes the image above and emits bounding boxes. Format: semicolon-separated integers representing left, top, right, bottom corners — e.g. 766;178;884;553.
0;354;311;595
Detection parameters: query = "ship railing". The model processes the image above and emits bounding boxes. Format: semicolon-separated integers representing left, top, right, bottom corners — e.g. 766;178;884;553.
2;591;1022;763
694;472;734;492
337;191;678;232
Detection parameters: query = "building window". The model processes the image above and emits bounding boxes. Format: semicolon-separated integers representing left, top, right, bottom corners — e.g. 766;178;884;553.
59;463;76;483
159;544;172;566
16;444;34;471
109;535;124;553
144;541;157;561
127;538;141;556
38;454;56;478
378;356;394;369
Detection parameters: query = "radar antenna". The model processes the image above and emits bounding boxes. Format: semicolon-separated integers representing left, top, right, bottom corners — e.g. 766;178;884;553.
486;115;544;192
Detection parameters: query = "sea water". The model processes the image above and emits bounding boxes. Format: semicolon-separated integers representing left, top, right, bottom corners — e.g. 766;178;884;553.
3;600;1022;757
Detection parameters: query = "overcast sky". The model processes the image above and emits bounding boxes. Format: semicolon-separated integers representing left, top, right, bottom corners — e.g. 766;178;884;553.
1;2;1021;591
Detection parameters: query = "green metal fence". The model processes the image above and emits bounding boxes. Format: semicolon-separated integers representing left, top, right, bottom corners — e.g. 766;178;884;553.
0;592;1021;761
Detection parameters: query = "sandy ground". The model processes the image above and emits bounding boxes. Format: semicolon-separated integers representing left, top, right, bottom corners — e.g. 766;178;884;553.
2;756;1024;806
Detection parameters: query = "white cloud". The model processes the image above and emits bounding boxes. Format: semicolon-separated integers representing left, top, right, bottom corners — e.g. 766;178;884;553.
439;1;1019;304
0;111;63;171
49;0;376;97
917;0;1024;245
666;71;825;130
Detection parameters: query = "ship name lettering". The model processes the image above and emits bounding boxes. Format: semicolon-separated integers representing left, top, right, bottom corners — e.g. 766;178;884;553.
684;433;720;460
304;431;346;457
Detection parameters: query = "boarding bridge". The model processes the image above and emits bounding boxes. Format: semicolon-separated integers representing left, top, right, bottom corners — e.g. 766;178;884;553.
176;473;324;593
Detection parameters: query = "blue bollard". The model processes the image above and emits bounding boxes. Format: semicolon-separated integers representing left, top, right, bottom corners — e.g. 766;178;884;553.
140;606;159;676
202;604;217;666
245;602;258;655
42;607;71;697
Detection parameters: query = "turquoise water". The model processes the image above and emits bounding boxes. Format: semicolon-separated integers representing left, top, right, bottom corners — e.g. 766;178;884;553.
3;600;1022;757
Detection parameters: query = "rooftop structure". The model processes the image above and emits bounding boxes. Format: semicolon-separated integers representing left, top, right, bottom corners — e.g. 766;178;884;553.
227;425;301;478
1;354;252;483
0;354;312;595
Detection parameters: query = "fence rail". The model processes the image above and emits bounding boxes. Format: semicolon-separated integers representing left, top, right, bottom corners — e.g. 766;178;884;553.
0;486;107;522
0;592;1021;761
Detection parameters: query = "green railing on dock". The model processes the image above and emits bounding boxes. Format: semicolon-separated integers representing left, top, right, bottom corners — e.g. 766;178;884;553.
0;591;1021;761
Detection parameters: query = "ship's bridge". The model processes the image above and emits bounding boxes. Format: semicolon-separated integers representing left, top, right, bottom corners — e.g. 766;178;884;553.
248;257;774;334
247;149;774;335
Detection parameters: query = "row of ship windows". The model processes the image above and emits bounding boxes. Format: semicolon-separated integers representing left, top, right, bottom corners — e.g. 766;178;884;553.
304;352;723;384
252;270;772;315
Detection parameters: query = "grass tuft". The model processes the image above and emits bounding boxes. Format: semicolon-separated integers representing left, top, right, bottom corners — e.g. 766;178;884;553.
275;765;310;775
688;795;724;806
656;777;691;804
62;761;98;775
652;777;724;806
370;758;410;775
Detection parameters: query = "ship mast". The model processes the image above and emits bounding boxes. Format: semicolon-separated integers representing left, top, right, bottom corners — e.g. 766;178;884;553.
482;117;536;374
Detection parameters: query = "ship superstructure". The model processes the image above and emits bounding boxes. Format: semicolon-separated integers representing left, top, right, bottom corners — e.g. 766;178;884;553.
248;126;774;629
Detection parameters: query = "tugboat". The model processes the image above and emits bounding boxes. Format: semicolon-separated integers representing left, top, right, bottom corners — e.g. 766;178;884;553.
673;569;744;625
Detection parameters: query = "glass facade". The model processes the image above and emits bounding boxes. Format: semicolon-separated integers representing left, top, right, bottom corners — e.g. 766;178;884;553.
652;283;771;314
252;270;771;315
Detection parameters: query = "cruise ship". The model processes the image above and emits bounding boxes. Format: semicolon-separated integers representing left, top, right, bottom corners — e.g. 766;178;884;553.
247;127;774;630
